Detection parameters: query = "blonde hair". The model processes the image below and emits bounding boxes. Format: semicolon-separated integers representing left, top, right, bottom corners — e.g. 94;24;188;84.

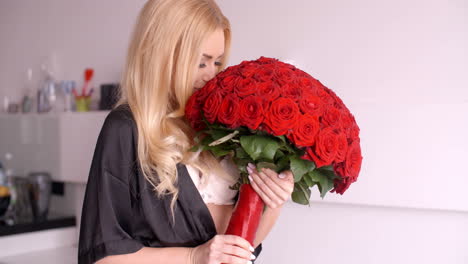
117;0;233;217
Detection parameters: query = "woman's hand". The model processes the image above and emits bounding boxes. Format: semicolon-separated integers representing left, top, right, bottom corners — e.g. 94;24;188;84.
189;234;256;264
247;163;295;209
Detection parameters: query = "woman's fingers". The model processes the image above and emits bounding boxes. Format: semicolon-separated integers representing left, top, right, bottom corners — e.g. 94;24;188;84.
219;253;254;264
222;234;254;252
249;169;285;206
262;168;295;194
249;176;278;208
247;165;295;208
222;245;256;262
193;235;255;264
219;235;255;263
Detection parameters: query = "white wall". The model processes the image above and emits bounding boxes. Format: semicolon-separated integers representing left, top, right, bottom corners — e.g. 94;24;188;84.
259;202;468;264
216;0;468;263
219;0;468;212
1;0;467;263
0;0;146;103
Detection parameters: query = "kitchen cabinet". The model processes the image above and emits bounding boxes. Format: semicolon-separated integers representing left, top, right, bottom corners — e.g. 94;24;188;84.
0;111;109;183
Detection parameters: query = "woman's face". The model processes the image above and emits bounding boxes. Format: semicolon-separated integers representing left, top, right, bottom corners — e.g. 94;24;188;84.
193;28;225;91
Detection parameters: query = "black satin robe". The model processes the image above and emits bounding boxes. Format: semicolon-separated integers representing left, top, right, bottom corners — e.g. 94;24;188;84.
78;105;262;264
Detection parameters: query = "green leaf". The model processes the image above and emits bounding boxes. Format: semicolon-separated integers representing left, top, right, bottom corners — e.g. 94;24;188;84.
209;145;233;158
235;147;249;159
200;135;214;147
308;170;334;198
320;165;334;171
234;158;251;174
274;150;285;160
291;181;311;205
210;129;229;140
275;135;287;144
290;156;316;183
256;162;278;171
276;154;291;173
318;168;341;181
209;130;239;146
303;173;317;187
240;135;280;161
189;144;201;152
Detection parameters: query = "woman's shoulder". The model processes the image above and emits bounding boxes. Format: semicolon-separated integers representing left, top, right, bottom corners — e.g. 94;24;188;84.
95;104;138;166
101;104;136;132
107;104;135;124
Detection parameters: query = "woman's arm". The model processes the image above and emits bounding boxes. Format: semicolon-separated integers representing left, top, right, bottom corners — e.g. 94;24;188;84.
253;206;283;248
96;235;255;264
96;247;191;264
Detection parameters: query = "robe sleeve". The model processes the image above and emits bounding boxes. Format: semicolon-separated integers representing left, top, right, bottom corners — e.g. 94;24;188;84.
78;110;144;264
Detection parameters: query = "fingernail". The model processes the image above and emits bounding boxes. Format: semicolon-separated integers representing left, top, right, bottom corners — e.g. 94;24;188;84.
248;175;253;182
278;172;286;179
251;254;256;260
248;163;256;169
247;167;253;174
250;246;255;252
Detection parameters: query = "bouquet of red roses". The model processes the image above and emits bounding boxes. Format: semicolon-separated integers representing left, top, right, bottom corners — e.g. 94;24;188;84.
185;57;362;245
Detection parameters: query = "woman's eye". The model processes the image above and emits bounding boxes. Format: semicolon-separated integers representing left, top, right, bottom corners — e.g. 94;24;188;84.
199;62;222;68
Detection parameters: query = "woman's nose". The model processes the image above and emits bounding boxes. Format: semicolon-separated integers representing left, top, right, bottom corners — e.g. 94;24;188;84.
202;65;216;81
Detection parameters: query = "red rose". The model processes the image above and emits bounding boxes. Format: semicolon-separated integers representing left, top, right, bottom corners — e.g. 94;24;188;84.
310;78;325;91
344;140;362;179
334;140;362;179
197;80;217;103
264;97;300;136
299;94;324;117
240;64;260;79
296;77;314;90
218;94;240;129
348;123;360;140
202;91;223;124
256;81;280;103
184;90;205;131
279;61;296;70
312;86;334;105
326;88;345;109
334;132;348;163
238;95;264;130
275;67;295;86
254;66;276;82
257;57;277;64
340;111;353;130
289;114;320;147
236;78;257;98
219;75;240;95
331;176;354;195
282;83;303;101
322;107;342;127
305;126;338;168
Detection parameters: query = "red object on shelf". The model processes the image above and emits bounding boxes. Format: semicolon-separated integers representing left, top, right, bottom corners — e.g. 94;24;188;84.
224;183;264;245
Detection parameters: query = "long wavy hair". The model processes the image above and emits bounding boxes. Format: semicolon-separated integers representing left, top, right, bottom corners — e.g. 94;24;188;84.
117;0;233;217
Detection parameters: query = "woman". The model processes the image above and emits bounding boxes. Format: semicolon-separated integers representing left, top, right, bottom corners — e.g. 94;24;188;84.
78;0;295;263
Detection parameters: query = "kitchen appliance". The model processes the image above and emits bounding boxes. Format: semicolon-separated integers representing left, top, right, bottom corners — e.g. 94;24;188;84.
28;172;52;222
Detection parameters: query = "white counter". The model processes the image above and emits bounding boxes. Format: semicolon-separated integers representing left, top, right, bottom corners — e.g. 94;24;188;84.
1;245;77;264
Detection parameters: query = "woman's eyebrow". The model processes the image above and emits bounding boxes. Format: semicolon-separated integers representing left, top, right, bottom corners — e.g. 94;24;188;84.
203;53;224;59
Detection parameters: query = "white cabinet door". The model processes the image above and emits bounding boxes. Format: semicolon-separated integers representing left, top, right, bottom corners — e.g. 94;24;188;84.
0;111;109;183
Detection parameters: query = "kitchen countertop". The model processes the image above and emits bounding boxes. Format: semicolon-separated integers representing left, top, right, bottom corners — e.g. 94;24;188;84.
0;214;75;237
